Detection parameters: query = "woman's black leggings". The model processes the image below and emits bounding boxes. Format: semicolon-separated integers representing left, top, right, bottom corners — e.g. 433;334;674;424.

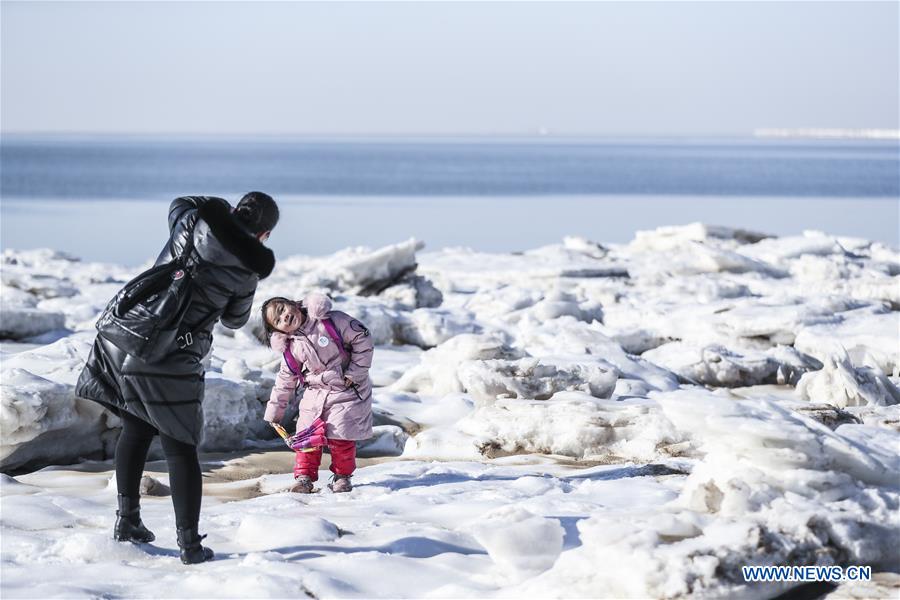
116;411;202;530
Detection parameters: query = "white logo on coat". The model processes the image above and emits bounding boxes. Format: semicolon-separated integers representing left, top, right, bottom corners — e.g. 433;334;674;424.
317;335;330;348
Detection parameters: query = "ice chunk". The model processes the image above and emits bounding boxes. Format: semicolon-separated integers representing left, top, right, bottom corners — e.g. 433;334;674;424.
391;333;525;396
329;297;399;346
796;350;900;408
457;357;616;403
333;238;423;294
629;236;786;278
711;298;844;346
466;506;564;576
0;495;78;530
273;238;423;295
603;328;672;355
0;336;93;385
419;243;627;292
514;317;679;392
1;284;37;308
521;289;603;324
457;392;686;461
656;388;898;498
630;223;771;250
0;368;114;471
139;475;170;496
401;424;483;461
221;358;252;380
356;425;408;458
768;345;823;386
835;424;900;476
235;514;339;551
0;473;41;496
394;308;480;348
48;531;151;563
736;230;849;264
562;235;608;258
795;311;900;376
0;308;66;340
377;274;443;310
1;271;78;300
201;374;273;451
643;341;778;387
791;404;862;430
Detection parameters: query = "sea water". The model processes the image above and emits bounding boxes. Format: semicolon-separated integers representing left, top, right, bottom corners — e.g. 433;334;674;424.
2;136;897;264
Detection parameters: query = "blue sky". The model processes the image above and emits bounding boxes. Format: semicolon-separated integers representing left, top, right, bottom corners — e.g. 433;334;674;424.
2;1;898;136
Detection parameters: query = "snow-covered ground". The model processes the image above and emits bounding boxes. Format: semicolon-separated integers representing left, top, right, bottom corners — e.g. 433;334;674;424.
2;224;899;598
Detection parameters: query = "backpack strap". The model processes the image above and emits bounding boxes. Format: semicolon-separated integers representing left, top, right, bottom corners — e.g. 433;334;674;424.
282;340;306;387
172;228;210;350
322;317;350;363
281;320;347;387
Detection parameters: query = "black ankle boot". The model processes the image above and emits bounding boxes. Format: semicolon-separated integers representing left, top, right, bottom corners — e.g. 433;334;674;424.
114;494;155;543
176;526;215;565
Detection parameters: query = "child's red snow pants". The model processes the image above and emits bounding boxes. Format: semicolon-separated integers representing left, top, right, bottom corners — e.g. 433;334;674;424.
294;439;356;480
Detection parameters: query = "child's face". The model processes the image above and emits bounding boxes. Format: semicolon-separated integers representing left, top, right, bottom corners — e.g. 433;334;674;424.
266;300;304;334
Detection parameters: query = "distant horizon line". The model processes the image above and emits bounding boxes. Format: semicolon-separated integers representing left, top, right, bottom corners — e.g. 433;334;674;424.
3;130;899;142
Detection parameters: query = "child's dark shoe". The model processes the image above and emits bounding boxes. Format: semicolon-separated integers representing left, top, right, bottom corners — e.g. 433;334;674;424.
328;474;352;493
290;475;315;494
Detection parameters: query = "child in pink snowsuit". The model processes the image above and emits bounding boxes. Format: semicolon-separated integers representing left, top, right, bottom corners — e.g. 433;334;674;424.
262;292;374;493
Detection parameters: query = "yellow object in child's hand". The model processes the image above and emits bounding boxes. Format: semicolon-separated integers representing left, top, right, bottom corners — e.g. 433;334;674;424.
270;422;321;453
271;422;291;441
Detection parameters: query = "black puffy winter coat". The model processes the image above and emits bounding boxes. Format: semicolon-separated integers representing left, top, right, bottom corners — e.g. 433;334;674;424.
76;197;275;445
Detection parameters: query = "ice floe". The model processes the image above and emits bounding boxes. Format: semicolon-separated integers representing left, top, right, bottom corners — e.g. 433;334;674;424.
1;224;898;597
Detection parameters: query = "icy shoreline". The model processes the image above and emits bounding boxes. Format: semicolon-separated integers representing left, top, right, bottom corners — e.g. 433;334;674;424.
3;194;898;266
2;223;898;598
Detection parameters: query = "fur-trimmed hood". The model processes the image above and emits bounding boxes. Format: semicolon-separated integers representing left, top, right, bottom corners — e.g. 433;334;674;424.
196;200;275;278
304;292;332;320
269;331;291;354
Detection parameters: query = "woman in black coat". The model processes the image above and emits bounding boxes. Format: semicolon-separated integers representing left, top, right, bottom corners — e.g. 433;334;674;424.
76;192;278;564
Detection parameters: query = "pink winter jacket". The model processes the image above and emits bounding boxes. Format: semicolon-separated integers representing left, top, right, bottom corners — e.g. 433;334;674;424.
264;293;374;441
